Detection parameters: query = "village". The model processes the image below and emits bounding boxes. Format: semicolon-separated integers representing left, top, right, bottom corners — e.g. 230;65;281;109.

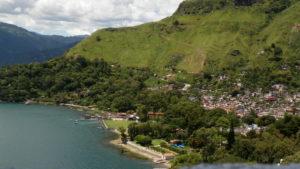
201;84;300;119
61;70;300;167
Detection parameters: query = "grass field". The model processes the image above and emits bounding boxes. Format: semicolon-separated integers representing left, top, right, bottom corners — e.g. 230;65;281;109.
104;120;134;129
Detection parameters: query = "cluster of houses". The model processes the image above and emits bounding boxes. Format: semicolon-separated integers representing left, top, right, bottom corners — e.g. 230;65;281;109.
202;84;300;119
102;112;139;121
102;112;165;121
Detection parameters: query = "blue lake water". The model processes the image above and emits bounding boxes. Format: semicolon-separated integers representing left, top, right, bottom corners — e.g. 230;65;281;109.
0;103;154;169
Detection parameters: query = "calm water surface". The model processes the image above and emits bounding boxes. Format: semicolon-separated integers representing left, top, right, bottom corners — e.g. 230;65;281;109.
0;103;154;169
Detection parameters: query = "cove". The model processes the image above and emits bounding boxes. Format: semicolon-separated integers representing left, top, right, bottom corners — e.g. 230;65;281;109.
0;103;154;169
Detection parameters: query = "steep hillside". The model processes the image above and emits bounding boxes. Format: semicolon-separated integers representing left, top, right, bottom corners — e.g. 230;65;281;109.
67;0;300;74
0;22;86;66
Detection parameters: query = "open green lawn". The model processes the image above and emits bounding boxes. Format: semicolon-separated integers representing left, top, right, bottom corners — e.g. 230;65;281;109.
152;139;167;146
104;120;134;129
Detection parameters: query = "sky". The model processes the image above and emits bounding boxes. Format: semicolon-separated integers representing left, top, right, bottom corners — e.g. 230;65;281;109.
0;0;183;36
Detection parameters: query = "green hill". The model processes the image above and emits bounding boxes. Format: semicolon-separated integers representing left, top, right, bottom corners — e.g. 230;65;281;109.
67;0;300;74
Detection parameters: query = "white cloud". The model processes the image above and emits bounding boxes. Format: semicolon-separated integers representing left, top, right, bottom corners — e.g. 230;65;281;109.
0;0;183;35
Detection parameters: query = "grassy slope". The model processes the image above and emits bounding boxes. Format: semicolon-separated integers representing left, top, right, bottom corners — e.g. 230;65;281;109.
67;2;300;74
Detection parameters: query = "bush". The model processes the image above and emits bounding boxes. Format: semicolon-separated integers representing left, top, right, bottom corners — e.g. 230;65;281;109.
160;141;168;147
172;153;203;168
176;0;228;15
234;0;257;6
265;0;291;14
135;135;152;147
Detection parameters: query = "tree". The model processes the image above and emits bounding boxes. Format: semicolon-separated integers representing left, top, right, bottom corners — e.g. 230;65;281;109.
234;138;255;160
227;120;236;150
256;115;276;127
172;153;203;168
111;96;134;112
253;132;294;163
242;111;257;125
216;117;230;130
265;0;291;14
135;135;152;147
128;123;139;141
234;0;257;6
246;130;257;139
136;104;148;122
188;127;225;161
284;151;300;164
274;114;300;137
119;127;128;144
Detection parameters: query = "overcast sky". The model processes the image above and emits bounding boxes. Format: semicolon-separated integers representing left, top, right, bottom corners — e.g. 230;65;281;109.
0;0;183;36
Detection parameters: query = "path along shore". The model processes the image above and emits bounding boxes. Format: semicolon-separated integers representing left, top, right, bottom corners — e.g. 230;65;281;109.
103;123;172;169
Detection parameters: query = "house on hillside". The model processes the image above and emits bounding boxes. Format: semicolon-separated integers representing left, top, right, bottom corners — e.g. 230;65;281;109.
148;112;164;120
265;93;277;102
111;113;128;121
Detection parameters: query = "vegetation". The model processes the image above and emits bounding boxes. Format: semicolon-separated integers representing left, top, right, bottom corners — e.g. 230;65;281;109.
0;53;299;168
67;0;300;80
105;120;134;129
0;0;299;168
118;127;128;144
135;135;152;147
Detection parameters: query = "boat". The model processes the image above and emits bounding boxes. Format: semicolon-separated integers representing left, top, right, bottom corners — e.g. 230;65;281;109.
74;120;79;124
25;100;34;105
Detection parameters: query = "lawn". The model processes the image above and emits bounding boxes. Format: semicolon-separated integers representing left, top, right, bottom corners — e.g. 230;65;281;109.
104;120;133;129
152;139;167;146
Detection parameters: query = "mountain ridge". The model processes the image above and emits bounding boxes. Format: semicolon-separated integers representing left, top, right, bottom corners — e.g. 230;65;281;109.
0;22;87;66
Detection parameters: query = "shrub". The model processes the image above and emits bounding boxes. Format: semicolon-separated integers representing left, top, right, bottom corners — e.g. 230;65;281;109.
172;153;203;168
176;0;228;15
135;135;152;147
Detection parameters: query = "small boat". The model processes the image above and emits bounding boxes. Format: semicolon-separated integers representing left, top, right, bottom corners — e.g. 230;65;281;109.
25;100;33;105
74;120;79;124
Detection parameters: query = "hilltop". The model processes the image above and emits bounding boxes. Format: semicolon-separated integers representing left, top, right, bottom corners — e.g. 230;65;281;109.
67;0;300;75
0;22;86;66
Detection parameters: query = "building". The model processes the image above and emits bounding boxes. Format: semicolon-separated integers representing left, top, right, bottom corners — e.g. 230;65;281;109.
148;112;164;120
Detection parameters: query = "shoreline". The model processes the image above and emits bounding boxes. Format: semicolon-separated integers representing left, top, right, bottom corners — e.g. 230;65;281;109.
23;101;171;168
109;134;171;169
102;120;171;169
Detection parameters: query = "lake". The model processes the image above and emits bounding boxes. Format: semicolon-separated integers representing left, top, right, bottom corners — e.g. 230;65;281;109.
1;103;299;169
0;103;154;169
